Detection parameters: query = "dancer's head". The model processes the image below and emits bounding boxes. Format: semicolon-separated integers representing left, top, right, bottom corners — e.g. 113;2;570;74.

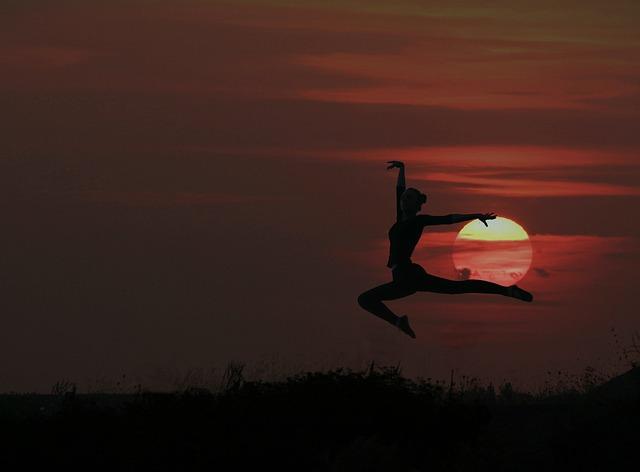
401;188;427;214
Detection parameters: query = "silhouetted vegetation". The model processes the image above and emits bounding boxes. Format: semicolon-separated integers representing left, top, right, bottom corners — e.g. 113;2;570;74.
0;361;638;470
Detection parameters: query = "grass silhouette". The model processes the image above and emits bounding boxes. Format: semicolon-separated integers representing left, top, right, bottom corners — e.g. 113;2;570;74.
0;361;638;470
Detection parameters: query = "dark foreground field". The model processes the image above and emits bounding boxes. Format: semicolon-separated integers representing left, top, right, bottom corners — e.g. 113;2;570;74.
1;365;638;471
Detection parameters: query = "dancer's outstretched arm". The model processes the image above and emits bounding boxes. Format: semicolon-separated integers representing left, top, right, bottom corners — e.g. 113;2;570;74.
386;160;405;222
419;212;496;227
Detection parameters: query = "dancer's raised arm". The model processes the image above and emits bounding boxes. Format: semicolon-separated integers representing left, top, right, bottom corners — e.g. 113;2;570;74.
419;212;497;227
386;160;405;222
386;160;405;188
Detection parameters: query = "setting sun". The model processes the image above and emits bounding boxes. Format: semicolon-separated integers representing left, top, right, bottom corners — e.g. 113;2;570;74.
453;217;533;285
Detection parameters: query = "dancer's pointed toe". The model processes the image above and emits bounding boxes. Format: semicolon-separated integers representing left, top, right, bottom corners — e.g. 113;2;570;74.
509;285;533;302
396;315;416;338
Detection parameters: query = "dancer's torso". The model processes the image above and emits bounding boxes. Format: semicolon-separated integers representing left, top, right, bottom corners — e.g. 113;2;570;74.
387;216;424;269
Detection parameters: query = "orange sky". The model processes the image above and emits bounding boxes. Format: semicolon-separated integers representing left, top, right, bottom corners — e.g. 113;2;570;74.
1;0;639;391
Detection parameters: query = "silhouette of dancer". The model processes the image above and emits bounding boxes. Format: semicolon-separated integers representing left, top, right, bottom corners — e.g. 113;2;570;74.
357;160;533;338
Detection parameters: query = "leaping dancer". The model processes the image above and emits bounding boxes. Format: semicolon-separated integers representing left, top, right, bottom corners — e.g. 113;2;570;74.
357;160;533;339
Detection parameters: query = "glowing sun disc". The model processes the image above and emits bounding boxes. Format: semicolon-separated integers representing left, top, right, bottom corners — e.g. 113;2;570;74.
453;217;533;285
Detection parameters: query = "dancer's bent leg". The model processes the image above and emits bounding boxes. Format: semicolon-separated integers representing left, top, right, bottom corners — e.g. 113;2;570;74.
357;281;416;326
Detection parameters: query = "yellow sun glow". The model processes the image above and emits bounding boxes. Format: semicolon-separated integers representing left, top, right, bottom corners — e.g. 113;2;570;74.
457;216;529;241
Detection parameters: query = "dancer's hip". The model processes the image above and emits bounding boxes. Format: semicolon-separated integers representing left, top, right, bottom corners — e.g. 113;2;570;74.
390;259;413;271
391;260;428;285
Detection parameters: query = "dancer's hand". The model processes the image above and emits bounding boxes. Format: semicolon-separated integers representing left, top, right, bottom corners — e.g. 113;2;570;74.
386;160;405;169
478;212;497;227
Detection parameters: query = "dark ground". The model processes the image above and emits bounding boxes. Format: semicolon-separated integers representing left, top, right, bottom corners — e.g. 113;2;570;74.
0;365;638;471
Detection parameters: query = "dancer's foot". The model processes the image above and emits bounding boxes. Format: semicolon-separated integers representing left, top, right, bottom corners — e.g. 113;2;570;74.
508;285;533;302
395;315;416;338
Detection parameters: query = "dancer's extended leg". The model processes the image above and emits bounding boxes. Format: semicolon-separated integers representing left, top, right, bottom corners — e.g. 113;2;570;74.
415;273;532;301
357;281;416;326
417;273;508;295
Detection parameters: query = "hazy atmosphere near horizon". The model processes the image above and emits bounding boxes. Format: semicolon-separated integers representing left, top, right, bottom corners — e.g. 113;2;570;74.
1;0;639;392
